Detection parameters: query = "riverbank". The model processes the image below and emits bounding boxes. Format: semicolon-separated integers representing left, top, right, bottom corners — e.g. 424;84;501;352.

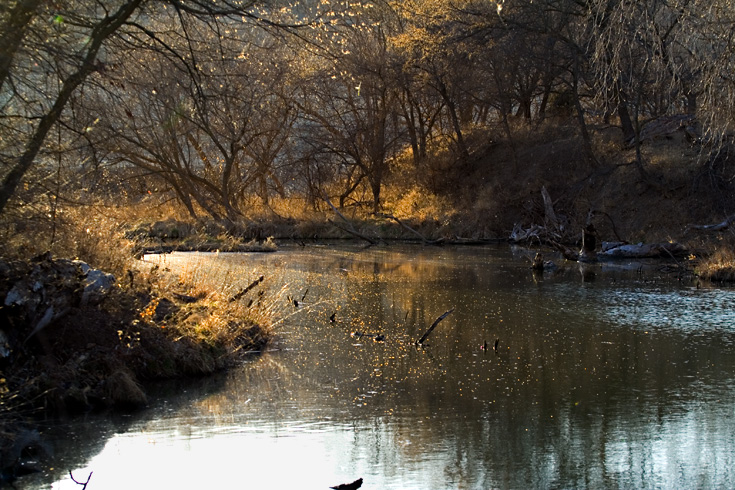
10;244;735;490
113;121;735;275
3;120;735;482
0;250;274;483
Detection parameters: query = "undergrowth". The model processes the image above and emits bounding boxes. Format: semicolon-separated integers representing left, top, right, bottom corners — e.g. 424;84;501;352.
695;234;735;282
0;201;280;422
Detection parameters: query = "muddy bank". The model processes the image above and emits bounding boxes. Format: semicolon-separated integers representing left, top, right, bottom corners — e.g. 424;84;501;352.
0;253;269;483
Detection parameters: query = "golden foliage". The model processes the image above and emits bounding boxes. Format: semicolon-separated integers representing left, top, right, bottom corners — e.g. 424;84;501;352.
696;243;735;282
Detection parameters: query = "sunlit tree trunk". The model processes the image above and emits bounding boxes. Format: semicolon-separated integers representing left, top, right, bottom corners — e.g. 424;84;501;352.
0;0;145;215
0;0;43;92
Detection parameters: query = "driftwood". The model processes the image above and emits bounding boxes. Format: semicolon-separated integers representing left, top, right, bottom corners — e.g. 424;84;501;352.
510;223;545;243
512;191;691;262
511;189;628;255
375;212;442;245
548;240;688;261
541;186;559;231
324;195;379;245
599;241;687;258
685;214;735;233
416;309;454;346
550;240;580;261
230;275;264;302
510;187;564;244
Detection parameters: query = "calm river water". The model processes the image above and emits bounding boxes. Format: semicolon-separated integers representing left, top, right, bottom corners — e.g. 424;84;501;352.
16;244;735;489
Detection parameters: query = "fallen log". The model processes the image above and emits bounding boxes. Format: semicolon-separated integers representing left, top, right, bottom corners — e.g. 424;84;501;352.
549;240;580;261
599;241;687;258
327;219;379;245
416;309;454;346
685;214;735;233
324;195;379;245
375;212;441;245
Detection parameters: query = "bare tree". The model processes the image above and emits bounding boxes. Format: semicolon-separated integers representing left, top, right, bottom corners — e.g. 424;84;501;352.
389;1;478;160
90;7;297;223
0;0;319;217
294;6;401;213
0;0;146;214
589;0;697;157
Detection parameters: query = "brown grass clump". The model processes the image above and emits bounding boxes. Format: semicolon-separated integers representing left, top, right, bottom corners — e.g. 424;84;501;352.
104;369;148;408
0;201;138;276
0;200;278;418
695;241;735;282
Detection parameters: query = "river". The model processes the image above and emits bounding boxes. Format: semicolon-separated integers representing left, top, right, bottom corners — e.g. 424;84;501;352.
15;244;735;489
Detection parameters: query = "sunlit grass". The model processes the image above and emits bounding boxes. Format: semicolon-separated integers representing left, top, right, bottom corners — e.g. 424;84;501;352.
0;199;283;418
696;245;735;282
138;253;282;353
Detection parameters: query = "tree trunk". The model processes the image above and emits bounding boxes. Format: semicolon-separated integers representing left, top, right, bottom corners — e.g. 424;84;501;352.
571;54;597;165
437;80;469;159
170;181;198;220
615;79;636;145
0;0;44;92
0;0;145;215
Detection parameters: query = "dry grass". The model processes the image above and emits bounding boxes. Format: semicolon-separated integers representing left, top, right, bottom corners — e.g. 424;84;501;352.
0;199;281;419
132;252;279;353
695;238;735;282
0;202;136;275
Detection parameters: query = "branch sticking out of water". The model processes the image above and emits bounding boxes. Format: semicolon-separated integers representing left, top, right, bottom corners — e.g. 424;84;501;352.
70;470;93;488
323;194;379;245
416;309;454;346
230;275;264;302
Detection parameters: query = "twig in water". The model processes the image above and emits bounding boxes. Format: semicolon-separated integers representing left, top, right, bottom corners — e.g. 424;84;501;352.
416;309;454;346
70;470;93;489
230;275;265;302
323;194;379;245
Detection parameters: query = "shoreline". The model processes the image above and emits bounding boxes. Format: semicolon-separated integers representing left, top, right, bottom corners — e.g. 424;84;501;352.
0;252;273;483
0;230;729;484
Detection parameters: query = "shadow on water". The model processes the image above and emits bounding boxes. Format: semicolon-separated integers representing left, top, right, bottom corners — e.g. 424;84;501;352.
15;244;735;489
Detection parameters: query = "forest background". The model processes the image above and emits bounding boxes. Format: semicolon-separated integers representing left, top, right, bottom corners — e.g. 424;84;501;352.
5;0;735;457
2;0;735;260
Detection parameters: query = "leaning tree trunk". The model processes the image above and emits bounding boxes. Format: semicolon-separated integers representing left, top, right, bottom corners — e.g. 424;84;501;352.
0;0;145;216
571;53;598;165
437;80;469;160
615;79;636;145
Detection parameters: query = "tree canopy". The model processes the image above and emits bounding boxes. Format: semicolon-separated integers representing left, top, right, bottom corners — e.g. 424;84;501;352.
1;0;734;222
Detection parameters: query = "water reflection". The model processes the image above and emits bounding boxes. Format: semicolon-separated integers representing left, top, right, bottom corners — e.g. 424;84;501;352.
16;244;735;489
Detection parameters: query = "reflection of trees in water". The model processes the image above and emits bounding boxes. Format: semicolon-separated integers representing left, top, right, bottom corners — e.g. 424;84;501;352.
32;246;735;489
19;372;231;488
202;314;735;487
